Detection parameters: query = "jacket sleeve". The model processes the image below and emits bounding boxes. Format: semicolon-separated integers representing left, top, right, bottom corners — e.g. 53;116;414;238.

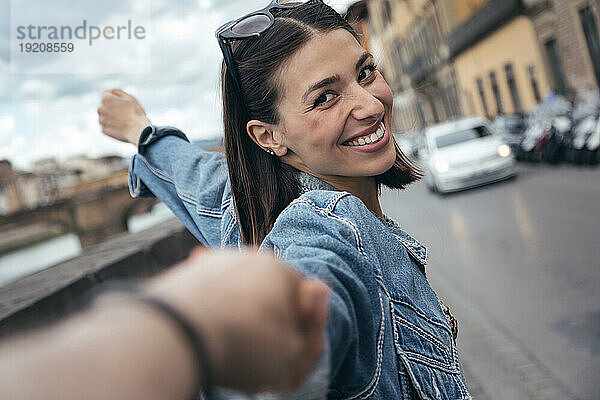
261;194;383;398
128;125;229;246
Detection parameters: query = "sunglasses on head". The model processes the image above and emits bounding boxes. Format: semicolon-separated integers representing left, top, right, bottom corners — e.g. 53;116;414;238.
215;0;324;111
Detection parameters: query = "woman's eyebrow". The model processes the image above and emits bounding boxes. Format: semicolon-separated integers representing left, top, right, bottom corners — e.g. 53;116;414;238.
301;52;374;104
355;51;373;71
302;74;340;103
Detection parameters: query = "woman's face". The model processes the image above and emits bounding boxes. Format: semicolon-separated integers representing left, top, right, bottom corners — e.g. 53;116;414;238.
273;28;397;182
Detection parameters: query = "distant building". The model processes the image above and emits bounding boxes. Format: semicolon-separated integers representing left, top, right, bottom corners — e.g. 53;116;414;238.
528;0;600;95
448;0;600;118
0;160;20;214
449;0;551;117
351;0;464;133
33;157;78;203
0;155;128;214
61;154;126;182
346;0;600;125
15;172;43;210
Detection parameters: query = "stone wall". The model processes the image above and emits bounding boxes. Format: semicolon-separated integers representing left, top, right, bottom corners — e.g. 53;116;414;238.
0;218;199;339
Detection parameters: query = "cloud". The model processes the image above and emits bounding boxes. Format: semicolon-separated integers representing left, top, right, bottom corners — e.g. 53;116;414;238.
0;114;15;135
0;114;23;160
1;0;358;170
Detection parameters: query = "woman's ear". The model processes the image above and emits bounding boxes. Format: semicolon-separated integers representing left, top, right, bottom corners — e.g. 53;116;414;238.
246;120;288;156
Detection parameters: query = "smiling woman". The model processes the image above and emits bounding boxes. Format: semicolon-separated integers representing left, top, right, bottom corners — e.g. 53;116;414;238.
98;1;470;399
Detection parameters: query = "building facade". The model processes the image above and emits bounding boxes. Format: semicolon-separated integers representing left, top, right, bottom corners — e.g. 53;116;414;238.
449;0;600;119
449;0;552;117
0;155;128;215
347;0;600;125
357;0;464;133
528;0;600;95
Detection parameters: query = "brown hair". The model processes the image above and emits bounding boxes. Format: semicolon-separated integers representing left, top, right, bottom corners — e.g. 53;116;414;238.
221;2;421;246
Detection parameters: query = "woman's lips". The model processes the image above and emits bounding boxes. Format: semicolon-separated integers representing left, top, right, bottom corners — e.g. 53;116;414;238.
341;121;390;153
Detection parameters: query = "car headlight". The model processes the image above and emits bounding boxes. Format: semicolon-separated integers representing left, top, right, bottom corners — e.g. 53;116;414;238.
497;144;511;158
434;159;449;173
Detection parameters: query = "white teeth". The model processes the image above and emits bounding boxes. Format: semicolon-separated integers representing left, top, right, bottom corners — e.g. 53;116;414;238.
343;122;385;147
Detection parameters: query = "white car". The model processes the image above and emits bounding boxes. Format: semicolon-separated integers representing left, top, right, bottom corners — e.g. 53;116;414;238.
419;117;516;194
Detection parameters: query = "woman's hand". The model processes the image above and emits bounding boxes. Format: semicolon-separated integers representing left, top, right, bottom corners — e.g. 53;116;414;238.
98;88;151;145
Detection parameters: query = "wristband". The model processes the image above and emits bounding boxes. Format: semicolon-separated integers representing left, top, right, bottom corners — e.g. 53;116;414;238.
134;295;213;399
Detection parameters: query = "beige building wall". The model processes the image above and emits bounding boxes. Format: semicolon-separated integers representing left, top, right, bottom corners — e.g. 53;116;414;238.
366;0;464;131
453;16;552;118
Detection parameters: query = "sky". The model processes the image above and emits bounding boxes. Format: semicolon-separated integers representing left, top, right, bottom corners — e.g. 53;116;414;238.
0;0;356;171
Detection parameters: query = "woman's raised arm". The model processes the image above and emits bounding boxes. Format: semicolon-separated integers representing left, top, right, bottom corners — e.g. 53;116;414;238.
98;89;229;246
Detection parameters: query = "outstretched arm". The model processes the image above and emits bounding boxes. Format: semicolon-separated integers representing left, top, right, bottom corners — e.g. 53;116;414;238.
262;194;384;397
0;249;330;400
97;89;229;246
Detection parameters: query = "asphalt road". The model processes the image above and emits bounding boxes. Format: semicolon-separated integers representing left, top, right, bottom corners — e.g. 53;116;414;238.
380;163;600;400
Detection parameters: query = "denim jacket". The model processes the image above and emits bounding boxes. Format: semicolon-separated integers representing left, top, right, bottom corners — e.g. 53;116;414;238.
128;126;471;400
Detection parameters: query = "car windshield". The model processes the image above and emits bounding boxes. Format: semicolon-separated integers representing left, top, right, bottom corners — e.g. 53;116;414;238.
504;117;524;131
435;125;492;148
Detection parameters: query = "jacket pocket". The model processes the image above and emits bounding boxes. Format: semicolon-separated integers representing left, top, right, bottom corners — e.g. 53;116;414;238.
390;297;470;400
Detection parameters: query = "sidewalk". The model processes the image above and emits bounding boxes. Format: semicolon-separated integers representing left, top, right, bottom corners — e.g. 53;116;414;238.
429;271;576;400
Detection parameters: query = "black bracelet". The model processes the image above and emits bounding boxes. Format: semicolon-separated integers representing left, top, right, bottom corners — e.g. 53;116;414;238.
134;295;213;399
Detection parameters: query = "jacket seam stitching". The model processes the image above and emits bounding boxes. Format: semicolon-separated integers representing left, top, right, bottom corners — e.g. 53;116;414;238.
389;298;449;331
293;195;368;259
137;154;223;216
394;317;452;360
404;352;457;373
136;154;198;206
381;277;458;375
393;234;428;266
342;290;386;400
196;207;222;218
222;212;237;245
377;277;450;332
451;371;469;399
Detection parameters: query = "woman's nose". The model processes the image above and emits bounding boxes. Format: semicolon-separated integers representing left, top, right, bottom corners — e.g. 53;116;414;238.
348;85;385;122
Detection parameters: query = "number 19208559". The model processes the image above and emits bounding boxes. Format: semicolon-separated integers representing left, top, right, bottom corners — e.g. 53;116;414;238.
19;42;74;52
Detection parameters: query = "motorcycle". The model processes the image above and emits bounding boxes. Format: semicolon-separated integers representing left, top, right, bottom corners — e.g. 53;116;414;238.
542;115;571;164
571;116;596;164
584;116;600;165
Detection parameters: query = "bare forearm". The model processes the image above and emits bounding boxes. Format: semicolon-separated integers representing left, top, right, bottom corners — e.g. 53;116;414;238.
0;250;329;398
0;302;197;400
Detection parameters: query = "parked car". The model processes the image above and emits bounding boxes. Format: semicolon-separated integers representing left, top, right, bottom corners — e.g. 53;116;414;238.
493;114;527;159
419;117;516;194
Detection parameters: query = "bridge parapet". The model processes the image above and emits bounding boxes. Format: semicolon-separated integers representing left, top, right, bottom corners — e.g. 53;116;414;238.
0;218;199;339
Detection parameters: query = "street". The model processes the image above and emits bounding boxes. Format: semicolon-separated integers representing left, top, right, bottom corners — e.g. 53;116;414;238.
380;164;600;400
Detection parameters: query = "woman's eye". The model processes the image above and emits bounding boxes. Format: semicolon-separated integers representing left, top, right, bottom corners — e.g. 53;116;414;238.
358;65;376;82
314;92;336;107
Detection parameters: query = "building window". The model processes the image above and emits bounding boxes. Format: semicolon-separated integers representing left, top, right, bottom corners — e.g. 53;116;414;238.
528;65;541;103
504;63;522;114
579;5;600;88
476;77;490;118
489;71;503;115
544;38;568;94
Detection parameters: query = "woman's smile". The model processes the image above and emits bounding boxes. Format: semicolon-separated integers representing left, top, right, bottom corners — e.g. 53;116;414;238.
341;119;390;153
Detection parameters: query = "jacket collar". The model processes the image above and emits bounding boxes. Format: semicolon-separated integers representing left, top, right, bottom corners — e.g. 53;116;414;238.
297;171;429;268
298;171;338;192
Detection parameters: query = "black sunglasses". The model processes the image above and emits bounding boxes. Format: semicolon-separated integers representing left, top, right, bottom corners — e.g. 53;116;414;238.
215;0;323;112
